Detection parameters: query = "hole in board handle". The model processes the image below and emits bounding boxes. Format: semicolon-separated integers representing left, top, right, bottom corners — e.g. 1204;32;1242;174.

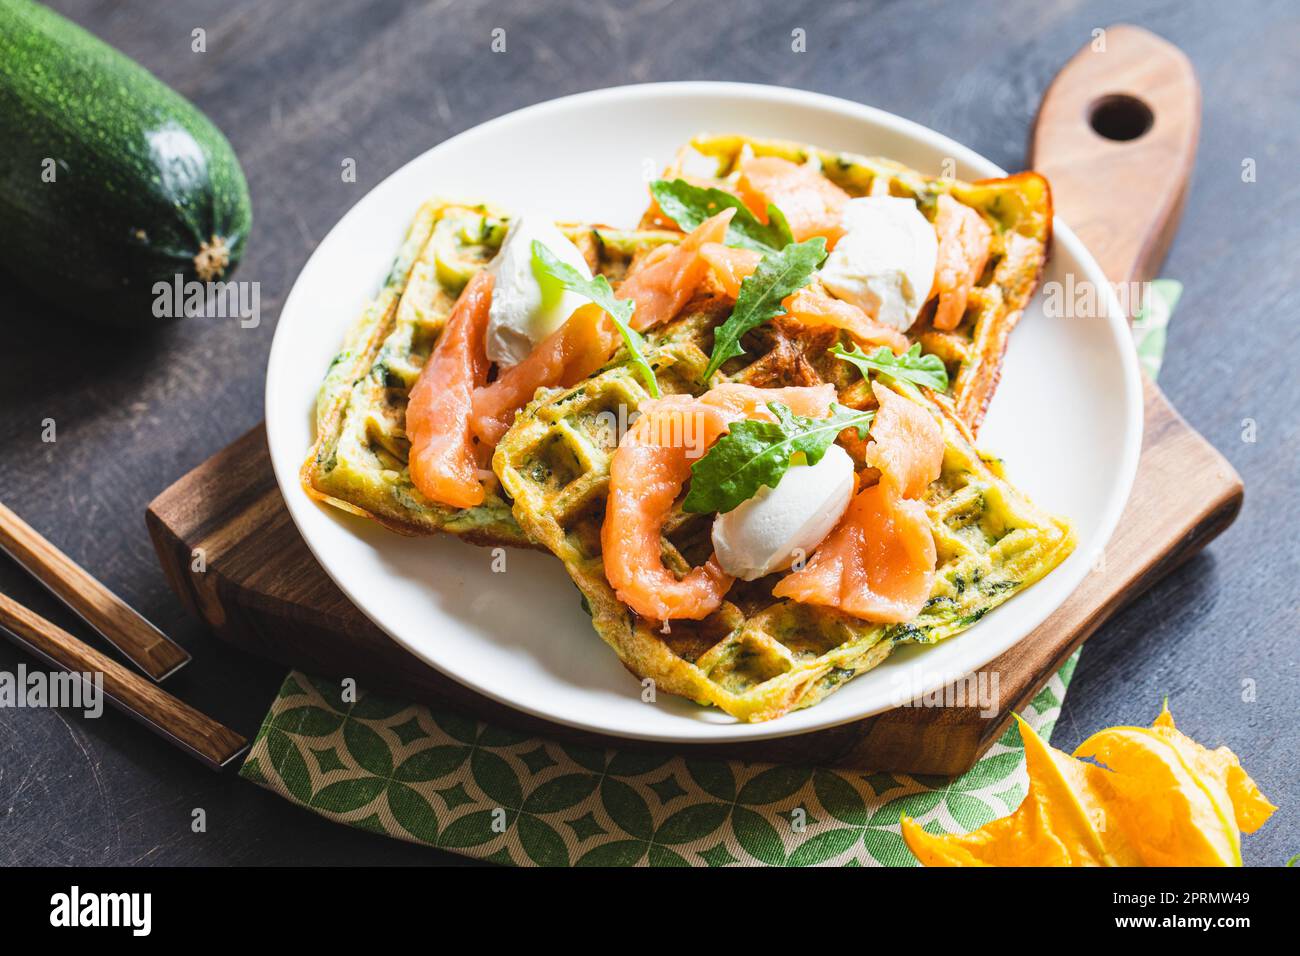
1088;94;1155;141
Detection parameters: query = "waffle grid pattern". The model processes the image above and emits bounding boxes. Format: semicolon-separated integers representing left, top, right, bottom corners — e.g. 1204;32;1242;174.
645;134;1053;432
301;200;677;544
495;307;1075;722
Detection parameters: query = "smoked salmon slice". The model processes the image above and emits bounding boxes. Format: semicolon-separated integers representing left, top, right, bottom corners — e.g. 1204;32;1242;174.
470;303;616;448
700;381;836;419
406;270;494;509
602;383;835;621
773;383;943;624
783;286;910;354
772;482;936;623
863;382;944;498
700;242;761;299
470;213;735;450
621;210;733;331
602;396;736;621
735;156;850;245
932;194;993;331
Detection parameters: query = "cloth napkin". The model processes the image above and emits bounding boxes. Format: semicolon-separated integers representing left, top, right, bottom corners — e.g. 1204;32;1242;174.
240;282;1181;866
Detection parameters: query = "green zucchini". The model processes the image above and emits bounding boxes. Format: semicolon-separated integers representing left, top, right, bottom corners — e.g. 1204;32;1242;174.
0;0;252;327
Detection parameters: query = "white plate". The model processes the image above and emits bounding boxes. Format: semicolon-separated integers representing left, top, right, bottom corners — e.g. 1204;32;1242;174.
266;82;1142;743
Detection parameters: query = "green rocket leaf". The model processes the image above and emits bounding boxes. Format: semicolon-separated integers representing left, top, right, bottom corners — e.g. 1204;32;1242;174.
682;402;872;514
531;240;659;397
831;341;949;393
702;237;827;381
649;178;794;254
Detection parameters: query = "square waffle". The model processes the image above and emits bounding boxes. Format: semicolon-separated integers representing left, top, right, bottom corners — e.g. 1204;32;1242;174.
494;302;1075;721
301;198;680;544
642;133;1053;432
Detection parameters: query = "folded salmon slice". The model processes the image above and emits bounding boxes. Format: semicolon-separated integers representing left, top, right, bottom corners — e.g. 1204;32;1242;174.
471;303;616;447
621;209;734;331
406;270;494;509
700;242;761;299
773;383;943;623
783;286;910;354
932;194;993;331
470;211;734;448
602;396;736;621
700;381;836;419
735;156;850;245
864;382;945;498
772;482;936;623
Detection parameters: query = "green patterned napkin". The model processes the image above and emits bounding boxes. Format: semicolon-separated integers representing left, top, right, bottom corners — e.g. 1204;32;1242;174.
241;658;1074;866
1131;279;1181;378
241;282;1180;866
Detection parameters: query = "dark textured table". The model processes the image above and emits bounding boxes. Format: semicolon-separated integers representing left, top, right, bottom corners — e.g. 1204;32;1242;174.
0;0;1295;866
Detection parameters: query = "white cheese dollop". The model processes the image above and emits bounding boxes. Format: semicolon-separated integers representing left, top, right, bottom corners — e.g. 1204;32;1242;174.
818;196;938;332
484;216;592;367
711;444;855;581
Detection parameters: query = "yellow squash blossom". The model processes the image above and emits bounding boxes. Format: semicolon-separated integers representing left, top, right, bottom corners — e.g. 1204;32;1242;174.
901;704;1275;866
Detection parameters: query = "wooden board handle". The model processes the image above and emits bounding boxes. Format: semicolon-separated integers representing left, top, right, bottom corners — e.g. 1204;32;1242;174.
1030;24;1200;286
0;590;246;769
0;500;191;681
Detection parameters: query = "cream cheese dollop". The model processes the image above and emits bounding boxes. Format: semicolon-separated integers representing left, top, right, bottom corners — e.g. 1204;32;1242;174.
818;196;938;332
484;216;591;367
711;444;855;581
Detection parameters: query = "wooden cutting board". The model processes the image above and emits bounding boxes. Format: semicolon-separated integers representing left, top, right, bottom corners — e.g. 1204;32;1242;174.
146;26;1240;775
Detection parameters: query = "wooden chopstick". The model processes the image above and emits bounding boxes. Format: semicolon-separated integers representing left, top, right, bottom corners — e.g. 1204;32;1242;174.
0;589;247;770
0;501;190;681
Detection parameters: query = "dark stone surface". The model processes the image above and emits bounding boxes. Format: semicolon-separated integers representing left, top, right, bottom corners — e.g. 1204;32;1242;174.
0;0;1294;866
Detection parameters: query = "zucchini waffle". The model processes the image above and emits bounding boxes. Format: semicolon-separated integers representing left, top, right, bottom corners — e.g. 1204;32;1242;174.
303;133;1071;724
642;134;1053;432
301;199;679;544
494;302;1076;722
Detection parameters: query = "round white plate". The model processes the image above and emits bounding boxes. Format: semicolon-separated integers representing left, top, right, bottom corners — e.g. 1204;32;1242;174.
266;82;1142;743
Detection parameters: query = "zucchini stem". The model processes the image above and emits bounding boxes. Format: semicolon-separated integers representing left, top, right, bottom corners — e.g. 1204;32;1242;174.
194;234;231;281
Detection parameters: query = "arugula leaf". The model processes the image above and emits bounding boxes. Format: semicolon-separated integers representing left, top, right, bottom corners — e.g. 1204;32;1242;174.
530;240;660;397
831;342;949;393
702;237;828;382
650;179;794;254
682;402;872;515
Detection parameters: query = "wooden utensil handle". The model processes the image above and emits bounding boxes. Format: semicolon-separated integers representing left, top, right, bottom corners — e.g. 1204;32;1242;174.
0;500;190;680
1030;23;1200;286
0;590;246;769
